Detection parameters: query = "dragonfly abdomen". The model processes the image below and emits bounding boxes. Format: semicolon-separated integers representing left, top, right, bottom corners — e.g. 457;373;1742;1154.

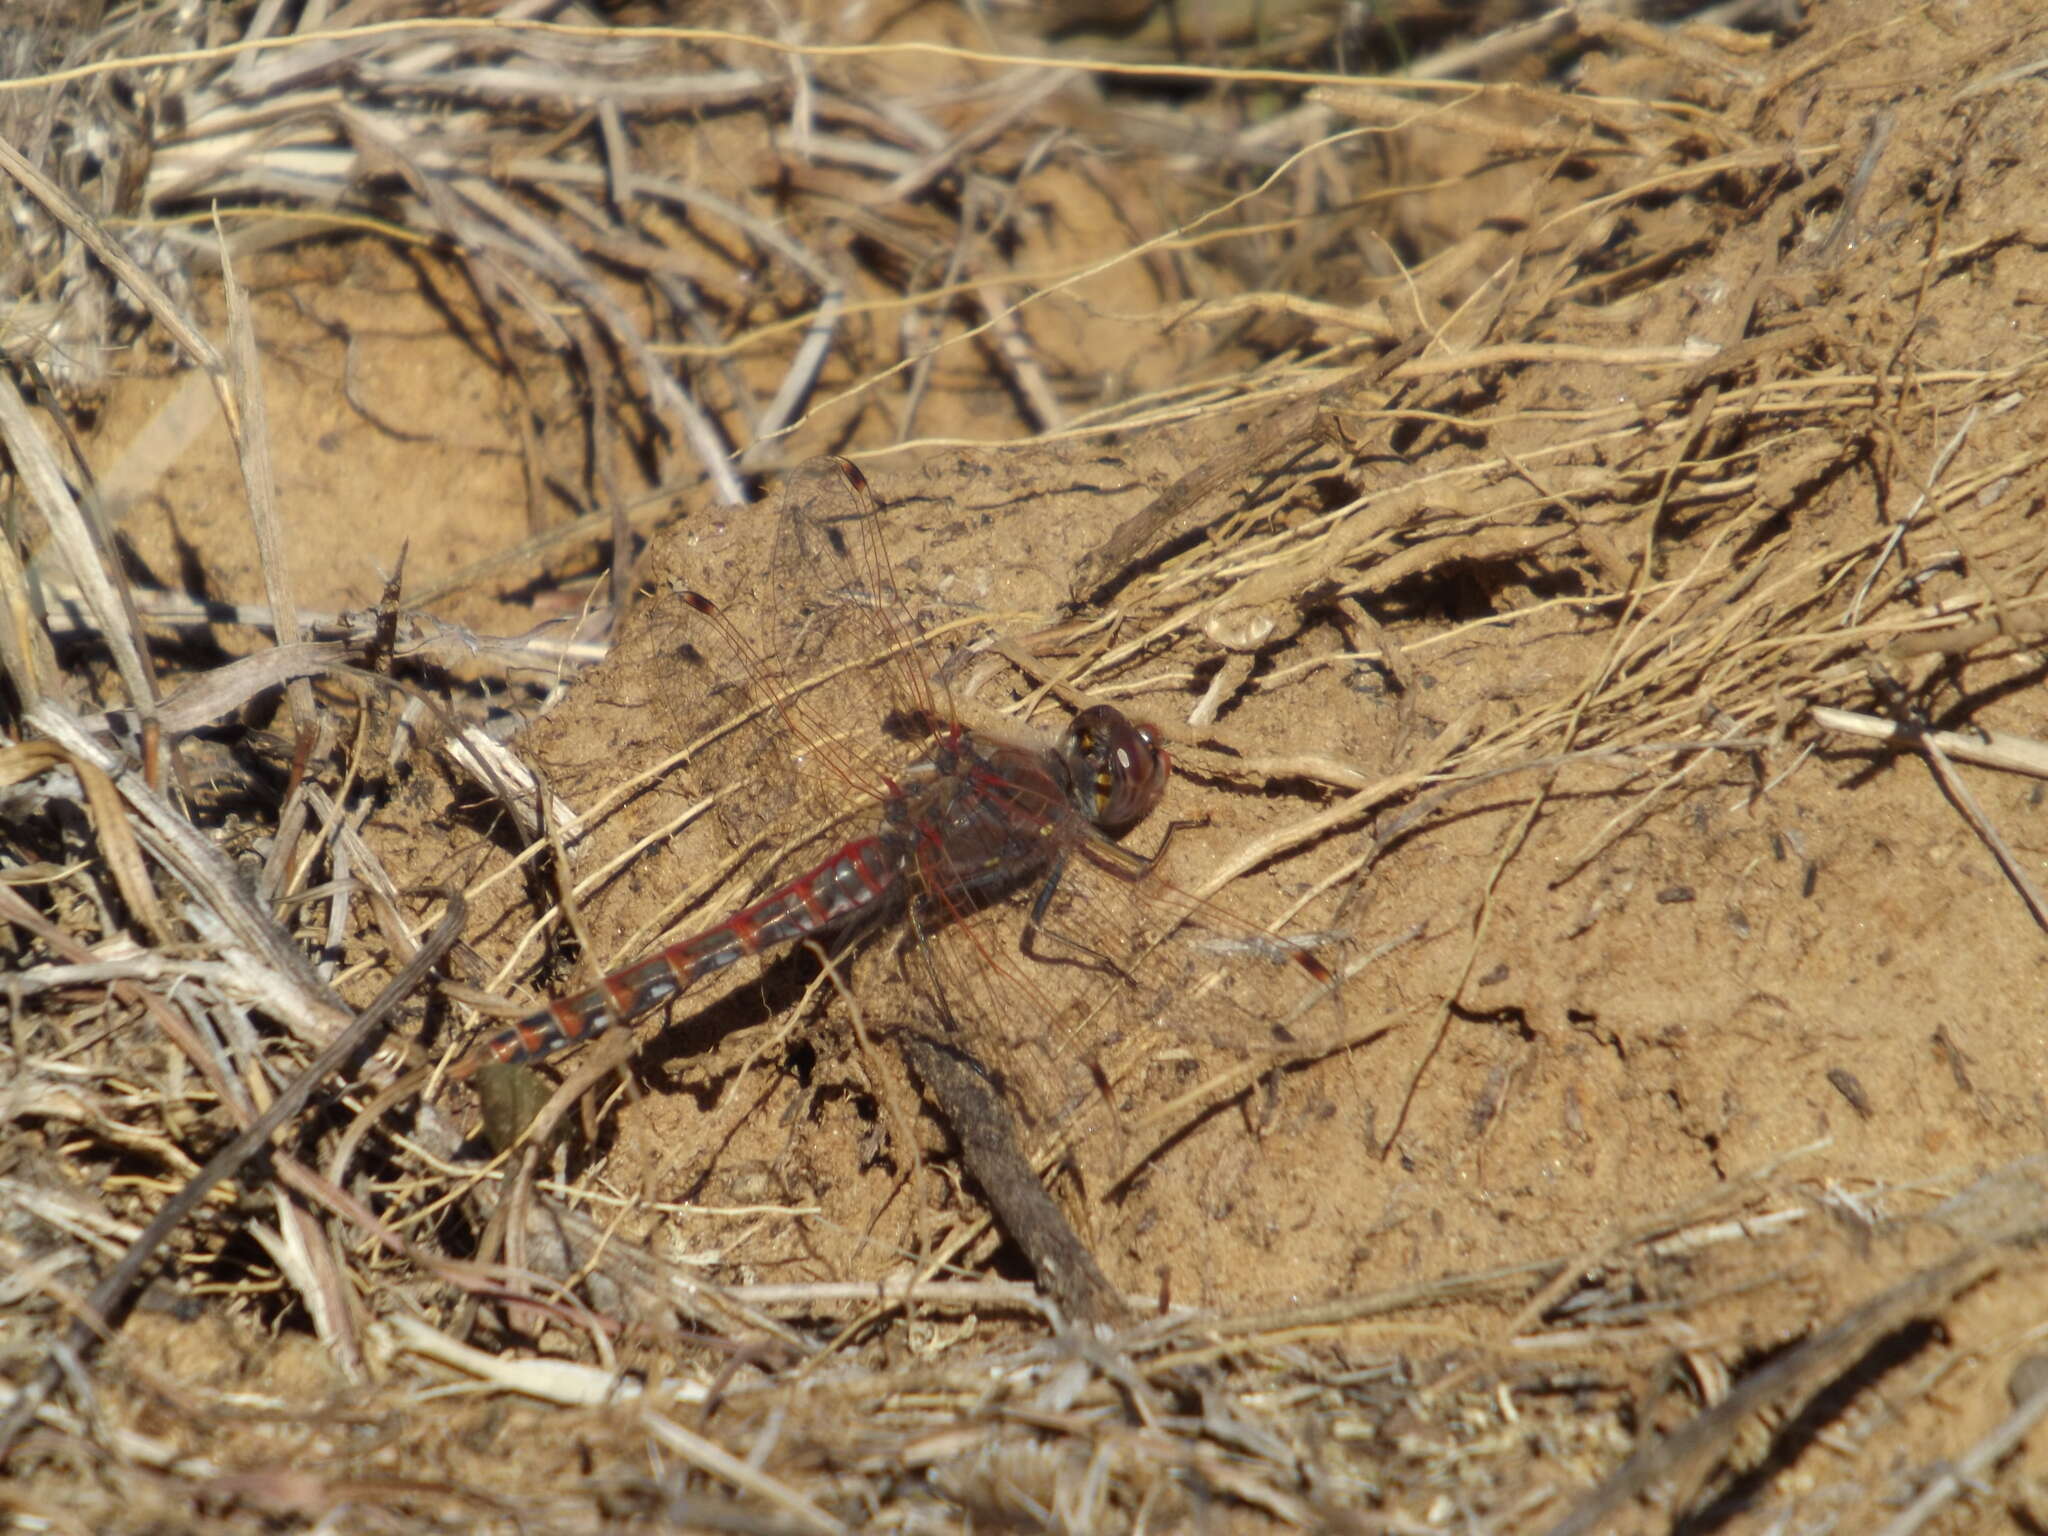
454;835;901;1075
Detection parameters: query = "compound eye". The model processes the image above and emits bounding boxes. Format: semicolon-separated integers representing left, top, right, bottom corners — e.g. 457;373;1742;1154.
1063;706;1170;831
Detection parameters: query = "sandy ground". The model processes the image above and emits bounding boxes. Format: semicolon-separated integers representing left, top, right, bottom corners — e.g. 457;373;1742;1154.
14;0;2048;1528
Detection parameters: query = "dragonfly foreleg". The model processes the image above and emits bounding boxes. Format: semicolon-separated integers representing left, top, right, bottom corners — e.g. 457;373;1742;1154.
1142;814;1207;867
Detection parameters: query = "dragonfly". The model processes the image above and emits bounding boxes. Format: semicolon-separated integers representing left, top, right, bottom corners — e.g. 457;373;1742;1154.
452;458;1334;1154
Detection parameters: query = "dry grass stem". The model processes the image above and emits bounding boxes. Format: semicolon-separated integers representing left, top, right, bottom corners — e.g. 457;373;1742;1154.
7;1;2048;1530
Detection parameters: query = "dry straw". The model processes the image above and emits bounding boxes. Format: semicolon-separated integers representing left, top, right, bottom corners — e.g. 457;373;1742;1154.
5;2;2048;1532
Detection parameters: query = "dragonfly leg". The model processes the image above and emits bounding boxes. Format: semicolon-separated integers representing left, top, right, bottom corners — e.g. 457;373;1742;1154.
1141;814;1207;868
899;899;960;1023
1019;851;1134;981
1017;812;1212;977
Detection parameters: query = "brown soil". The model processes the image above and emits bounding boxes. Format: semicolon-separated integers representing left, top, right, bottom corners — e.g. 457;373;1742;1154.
12;0;2048;1530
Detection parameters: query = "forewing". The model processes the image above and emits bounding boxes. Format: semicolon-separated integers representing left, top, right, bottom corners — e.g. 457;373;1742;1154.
680;458;946;810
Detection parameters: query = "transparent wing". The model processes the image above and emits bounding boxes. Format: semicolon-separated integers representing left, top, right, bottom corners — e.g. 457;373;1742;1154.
901;777;1346;1177
623;459;1346;1177
668;457;949;811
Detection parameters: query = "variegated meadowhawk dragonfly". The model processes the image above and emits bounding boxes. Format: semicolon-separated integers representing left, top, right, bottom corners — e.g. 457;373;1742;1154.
454;458;1335;1156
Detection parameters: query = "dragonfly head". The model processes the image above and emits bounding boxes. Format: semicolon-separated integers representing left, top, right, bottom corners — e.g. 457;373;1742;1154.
1061;705;1170;832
